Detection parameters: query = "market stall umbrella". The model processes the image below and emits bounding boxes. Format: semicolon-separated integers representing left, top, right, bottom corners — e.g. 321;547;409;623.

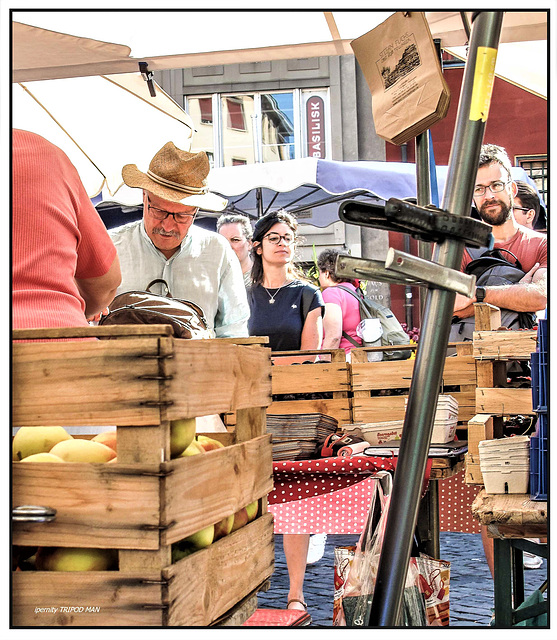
202;157;537;228
12;72;195;199
12;11;547;96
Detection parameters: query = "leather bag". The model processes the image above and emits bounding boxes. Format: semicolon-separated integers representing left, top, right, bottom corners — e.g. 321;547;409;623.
99;279;214;339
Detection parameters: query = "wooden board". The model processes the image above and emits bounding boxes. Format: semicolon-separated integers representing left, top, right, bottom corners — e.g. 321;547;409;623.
163;435;273;544
352;391;475;424
475;388;533;415
471;489;547;539
12;569;164;627
12;461;161;549
472;330;537;360
350;355;476;391
164;514;274;626
271;361;350;395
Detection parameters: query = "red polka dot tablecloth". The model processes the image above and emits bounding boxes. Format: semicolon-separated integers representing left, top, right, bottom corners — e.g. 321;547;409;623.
268;456;433;535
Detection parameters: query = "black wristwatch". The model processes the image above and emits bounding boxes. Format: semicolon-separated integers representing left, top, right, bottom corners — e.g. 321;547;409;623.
475;286;487;303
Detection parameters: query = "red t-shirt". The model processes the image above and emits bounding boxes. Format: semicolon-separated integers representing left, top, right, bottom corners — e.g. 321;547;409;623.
321;282;362;353
462;225;547;273
12;130;117;329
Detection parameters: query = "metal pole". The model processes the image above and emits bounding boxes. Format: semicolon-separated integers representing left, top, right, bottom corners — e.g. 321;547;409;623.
415;132;432;322
368;12;504;626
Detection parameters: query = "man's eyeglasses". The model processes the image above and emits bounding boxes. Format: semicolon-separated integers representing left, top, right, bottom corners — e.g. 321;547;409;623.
473;180;511;197
147;203;198;224
513;206;530;213
263;232;296;245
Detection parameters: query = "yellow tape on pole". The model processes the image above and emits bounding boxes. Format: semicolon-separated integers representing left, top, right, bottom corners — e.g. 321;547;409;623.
469;46;498;122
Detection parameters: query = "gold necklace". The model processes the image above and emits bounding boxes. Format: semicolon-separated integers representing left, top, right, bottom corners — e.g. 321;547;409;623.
262;280;288;304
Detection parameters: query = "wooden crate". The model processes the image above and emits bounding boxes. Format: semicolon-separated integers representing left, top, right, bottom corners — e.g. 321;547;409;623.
253;348;351;426
350;344;476;425
12;326;274;627
464;414;504;485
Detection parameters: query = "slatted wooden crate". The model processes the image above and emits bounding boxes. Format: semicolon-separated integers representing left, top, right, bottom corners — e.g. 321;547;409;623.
473;329;537;416
12;325;274;627
350;344;476;425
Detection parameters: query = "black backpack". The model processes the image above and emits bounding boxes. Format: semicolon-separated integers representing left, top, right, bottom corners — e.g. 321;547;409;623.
336;285;412;360
449;248;536;342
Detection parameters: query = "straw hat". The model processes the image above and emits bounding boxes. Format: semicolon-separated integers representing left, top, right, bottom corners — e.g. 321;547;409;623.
122;142;227;211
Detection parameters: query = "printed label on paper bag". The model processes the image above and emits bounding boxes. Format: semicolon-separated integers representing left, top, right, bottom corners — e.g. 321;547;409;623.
469;46;497;121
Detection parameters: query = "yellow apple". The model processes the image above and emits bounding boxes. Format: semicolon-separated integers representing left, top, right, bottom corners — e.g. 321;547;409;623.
35;547;117;571
172;545;194;563
196;435;225;452
19;452;65;463
230;507;249;533
179;440;205;457
245;500;258;523
12;426;72;461
49;439;117;463
213;514;234;540
183;524;214;549
92;430;117;454
170;418;196;458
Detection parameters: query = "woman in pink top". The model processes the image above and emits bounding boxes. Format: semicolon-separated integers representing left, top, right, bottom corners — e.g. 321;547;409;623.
12;130;121;330
317;248;362;355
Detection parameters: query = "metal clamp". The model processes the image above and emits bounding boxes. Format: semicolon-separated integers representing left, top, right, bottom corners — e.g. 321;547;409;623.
385;249;476;297
12;505;57;523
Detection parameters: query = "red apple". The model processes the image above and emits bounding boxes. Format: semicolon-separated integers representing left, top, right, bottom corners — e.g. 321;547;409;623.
92;430;117;454
230;508;249;533
213;514;234;540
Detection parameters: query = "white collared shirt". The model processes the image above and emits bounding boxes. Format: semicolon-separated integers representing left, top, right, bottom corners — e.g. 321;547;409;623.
109;221;249;337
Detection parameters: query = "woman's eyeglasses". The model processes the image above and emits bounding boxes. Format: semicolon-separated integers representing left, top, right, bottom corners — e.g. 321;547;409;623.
147;203;198;224
263;232;296;245
473;180;510;197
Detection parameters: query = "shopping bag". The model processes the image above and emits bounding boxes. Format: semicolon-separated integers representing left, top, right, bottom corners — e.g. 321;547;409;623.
351;11;450;145
413;555;451;626
333;545;356;626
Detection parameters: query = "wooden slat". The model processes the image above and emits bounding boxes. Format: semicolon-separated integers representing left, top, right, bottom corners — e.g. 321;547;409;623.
351;356;475;392
267;398;352;425
162;435;273;544
165;340;272;419
471;489;547;530
12;337;163;426
476;388;533;414
12;570;164;627
271;361;350;395
164;514;274;627
12;324;174;340
474;302;502;331
473;330;537;359
12;461;161;549
352;392;475;424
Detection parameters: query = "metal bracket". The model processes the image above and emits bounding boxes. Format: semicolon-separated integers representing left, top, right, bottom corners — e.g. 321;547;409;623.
335;251;476;297
385;249;476;297
339;198;494;248
13;505;56;523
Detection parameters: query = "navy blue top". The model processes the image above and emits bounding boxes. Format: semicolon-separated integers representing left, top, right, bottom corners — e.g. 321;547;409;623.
248;280;325;351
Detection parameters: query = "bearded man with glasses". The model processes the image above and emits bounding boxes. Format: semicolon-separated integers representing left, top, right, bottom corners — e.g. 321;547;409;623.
108;142;249;337
452;143;547;322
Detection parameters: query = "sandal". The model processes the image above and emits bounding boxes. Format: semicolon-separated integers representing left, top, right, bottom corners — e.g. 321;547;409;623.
287;599;312;626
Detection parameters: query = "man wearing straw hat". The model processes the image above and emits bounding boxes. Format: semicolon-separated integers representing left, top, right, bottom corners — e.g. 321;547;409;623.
109;142;249;337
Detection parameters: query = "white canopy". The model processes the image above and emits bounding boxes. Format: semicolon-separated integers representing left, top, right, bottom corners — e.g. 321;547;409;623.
11;9;548;97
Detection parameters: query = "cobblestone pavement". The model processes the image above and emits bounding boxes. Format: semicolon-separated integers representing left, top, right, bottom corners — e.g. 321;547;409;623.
256;532;547;627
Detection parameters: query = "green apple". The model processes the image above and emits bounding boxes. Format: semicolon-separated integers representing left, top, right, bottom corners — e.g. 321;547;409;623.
12;426;72;461
196;435;225;452
179;440;205;457
36;547;117;571
213;514;234;540
245;500;258;523
183;524;214;549
172;545;194;563
170;418;197;458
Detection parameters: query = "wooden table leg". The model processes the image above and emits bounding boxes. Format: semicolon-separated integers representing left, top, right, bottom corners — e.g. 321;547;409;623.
493;538;513;626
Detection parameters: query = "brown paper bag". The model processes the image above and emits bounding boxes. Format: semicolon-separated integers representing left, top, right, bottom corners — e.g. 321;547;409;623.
351;11;450;145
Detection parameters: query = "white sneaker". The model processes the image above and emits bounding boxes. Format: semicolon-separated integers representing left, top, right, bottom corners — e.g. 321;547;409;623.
306;533;327;564
523;551;543;570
